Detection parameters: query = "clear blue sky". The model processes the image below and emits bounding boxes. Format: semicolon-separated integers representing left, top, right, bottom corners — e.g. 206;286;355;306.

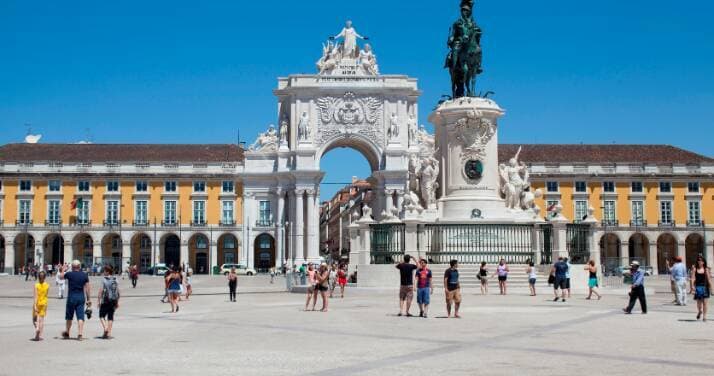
1;1;713;200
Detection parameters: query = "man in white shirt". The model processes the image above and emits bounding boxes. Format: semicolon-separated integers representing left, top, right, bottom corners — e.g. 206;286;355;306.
669;256;688;306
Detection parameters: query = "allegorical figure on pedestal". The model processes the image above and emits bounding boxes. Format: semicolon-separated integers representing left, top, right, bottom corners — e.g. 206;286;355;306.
298;111;311;141
332;20;367;59
279;115;289;145
419;156;440;209
445;0;483;98
499;147;531;210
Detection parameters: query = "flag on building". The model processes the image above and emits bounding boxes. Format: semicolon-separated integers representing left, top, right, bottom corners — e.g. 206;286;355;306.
70;197;83;210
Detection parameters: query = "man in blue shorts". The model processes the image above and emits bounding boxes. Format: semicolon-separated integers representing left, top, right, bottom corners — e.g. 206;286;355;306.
414;259;433;318
552;257;568;302
59;260;91;340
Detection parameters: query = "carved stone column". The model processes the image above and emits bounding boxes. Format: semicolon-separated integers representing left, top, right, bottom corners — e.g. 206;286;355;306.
4;234;15;274
294;190;305;264
276;190;285;269
306;189;320;263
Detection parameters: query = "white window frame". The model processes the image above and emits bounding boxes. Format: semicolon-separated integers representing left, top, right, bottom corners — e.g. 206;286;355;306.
18;199;32;224
77;180;91;192
19;180;33;192
688;181;700;193
193;200;206;225
134;200;149;225
574;181;587;193
76;200;91;225
47;199;61;225
135;181;148;192
574;200;588;222
631;200;645;226
688;201;701;225
603;181;615;193
546;181;559;193
603;200;617;224
193;181;206;193
659;181;672;193
164;200;177;224
631;181;643;193
660;201;673;225
106;181;120;192
106;200;120;225
222;181;235;193
222;200;234;224
48;180;62;192
259;200;272;224
164;181;177;193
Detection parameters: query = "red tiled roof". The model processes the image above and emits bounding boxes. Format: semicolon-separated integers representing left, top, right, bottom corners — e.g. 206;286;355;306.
498;144;713;165
0;143;244;163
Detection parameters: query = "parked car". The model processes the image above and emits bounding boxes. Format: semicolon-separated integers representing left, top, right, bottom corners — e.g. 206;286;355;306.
149;264;170;276
220;263;256;276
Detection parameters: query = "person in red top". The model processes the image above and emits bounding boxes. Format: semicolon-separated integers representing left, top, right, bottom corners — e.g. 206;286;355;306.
414;259;433;318
130;265;139;288
337;264;348;298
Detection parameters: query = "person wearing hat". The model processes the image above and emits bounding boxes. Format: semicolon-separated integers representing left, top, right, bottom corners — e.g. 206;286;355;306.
623;261;647;314
669;256;688;306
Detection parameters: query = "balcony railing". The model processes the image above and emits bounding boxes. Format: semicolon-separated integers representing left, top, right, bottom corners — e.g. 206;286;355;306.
70;219;92;226
629;220;647;227
658;220;676;227
255;219;273;227
16;220;33;226
220;219;236;227
133;220;149;227
45;220;62;226
601;219;619;226
687;220;704;227
103;220;120;227
161;220;177;227
191;220;207;227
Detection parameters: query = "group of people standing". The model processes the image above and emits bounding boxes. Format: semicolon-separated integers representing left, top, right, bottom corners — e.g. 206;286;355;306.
31;260;121;341
396;255;462;319
303;263;348;312
668;255;712;321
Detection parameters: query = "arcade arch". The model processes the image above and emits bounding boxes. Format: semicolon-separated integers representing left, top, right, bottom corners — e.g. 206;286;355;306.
161;234;180;269
254;233;275;273
14;233;35;272
130;233;152;273
685;233;704;269
656;233;677;274
217;233;239;266
72;233;93;268
628;233;649;266
43;233;65;266
599;233;621;273
189;233;209;274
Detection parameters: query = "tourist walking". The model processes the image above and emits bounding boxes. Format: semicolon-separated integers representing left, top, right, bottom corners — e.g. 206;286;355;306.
690;256;711;321
415;259;433;318
270;267;276;284
623;261;647;314
315;264;330;312
495;259;509;295
584;260;602;300
32;271;49;341
337;264;348;298
304;263;318;311
130;265;139;289
552;257;568;302
526;261;537;296
97;265;120;339
55;269;65;299
478;261;488;295
184;270;192;300
167;269;182;313
669;256;688;306
396;255;418;317
328;264;337;298
160;271;171;303
444;259;461;318
59;261;91;340
564;257;573;298
228;267;238;302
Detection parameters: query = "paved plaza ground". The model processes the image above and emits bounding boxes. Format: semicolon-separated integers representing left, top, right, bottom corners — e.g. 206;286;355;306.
0;274;712;376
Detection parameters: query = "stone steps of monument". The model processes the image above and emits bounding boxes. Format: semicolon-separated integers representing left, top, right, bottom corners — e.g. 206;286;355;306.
427;264;546;288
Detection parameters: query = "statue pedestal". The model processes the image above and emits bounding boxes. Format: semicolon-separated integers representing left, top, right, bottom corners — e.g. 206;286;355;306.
429;97;534;223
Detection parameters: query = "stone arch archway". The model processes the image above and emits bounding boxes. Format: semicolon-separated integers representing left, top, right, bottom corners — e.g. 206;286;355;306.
14;233;35;273
217;233;239;266
317;134;383;172
130;233;152;273
43;233;65;266
628;233;650;266
656;233;677;274
189;233;209;274
685;233;704;269
72;233;93;268
161;234;180;269
101;233;123;272
599;233;621;274
254;233;275;273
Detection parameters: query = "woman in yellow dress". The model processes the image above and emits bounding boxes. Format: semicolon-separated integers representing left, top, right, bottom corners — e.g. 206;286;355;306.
33;271;50;341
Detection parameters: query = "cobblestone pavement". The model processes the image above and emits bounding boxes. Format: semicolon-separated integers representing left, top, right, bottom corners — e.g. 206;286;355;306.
0;274;712;376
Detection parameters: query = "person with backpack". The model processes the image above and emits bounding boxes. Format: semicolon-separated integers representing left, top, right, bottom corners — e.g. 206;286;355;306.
97;265;120;339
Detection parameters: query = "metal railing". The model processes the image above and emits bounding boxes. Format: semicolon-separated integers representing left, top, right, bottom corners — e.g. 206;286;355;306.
370;223;405;264
539;224;553;265
566;223;591;264
423;224;534;264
